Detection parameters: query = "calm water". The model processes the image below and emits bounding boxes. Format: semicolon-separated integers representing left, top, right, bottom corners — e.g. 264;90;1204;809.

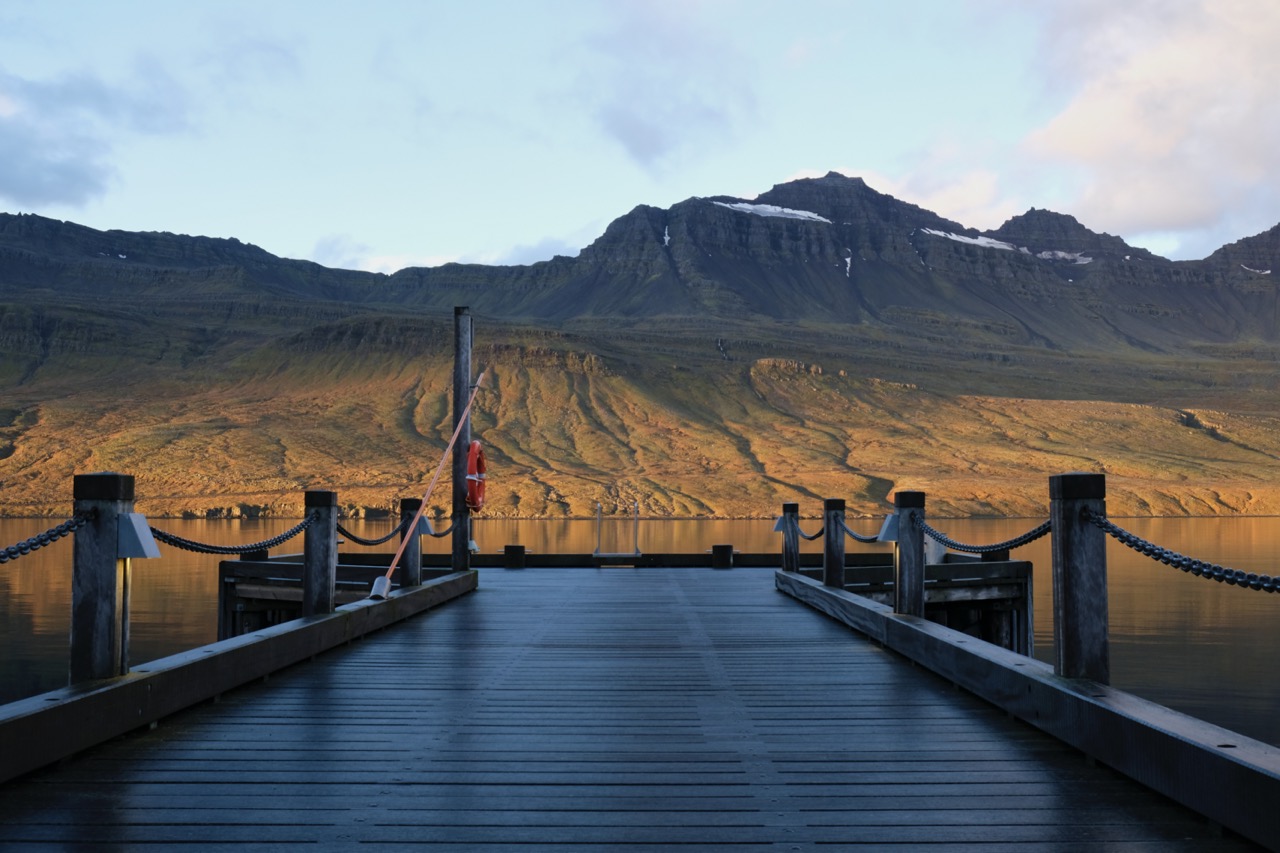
1;515;1277;746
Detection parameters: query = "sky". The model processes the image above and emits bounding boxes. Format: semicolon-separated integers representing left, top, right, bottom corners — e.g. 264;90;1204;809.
2;0;1278;273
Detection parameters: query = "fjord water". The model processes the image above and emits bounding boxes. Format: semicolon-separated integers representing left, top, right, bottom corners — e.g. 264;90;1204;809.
1;515;1276;747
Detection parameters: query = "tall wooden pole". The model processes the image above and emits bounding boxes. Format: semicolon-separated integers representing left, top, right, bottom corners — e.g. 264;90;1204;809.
452;306;473;572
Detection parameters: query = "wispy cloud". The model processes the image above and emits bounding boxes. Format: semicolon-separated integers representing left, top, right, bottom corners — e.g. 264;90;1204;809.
1021;0;1280;256
577;0;757;172
0;63;190;207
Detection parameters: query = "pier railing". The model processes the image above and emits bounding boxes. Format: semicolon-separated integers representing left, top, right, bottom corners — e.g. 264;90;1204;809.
774;472;1280;849
777;472;1275;683
0;472;477;786
4;475;466;684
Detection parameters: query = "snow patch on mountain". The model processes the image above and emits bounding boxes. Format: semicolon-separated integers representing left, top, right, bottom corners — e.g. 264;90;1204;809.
714;201;832;224
922;228;1093;264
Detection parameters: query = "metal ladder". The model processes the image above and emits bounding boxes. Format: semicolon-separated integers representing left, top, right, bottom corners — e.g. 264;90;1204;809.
593;501;641;562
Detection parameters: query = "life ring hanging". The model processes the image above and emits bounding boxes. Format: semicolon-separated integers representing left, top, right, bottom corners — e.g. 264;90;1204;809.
465;440;487;511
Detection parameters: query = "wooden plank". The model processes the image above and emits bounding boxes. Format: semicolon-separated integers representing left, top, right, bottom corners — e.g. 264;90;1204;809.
0;568;1259;851
776;568;1280;850
0;570;477;784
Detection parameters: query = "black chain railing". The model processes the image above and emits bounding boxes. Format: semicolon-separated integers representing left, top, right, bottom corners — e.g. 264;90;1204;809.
916;516;1052;554
336;517;412;547
150;514;316;555
1084;509;1277;593
0;512;96;564
841;521;881;544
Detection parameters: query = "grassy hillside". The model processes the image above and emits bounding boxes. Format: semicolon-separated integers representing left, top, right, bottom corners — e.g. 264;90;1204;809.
6;309;1280;519
5;197;1280;520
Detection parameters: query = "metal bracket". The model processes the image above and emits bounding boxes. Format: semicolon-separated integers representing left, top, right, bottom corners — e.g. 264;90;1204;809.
118;513;161;559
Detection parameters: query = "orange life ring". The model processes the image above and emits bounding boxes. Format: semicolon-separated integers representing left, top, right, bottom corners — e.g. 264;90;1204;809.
465;440;486;510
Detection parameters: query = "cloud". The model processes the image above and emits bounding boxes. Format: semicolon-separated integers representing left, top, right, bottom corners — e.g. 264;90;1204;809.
0;63;189;207
578;0;757;171
1021;0;1280;256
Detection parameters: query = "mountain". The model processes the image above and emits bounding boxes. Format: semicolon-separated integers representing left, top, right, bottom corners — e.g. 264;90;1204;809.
2;173;1280;520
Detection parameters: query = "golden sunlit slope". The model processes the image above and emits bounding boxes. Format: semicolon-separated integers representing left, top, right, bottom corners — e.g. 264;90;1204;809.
7;316;1280;519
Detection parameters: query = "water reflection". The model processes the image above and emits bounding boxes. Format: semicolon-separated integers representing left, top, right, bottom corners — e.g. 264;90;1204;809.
0;515;1276;747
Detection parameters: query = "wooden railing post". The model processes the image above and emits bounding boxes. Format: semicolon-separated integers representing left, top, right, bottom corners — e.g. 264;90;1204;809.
893;491;926;617
70;473;133;683
822;498;846;588
303;490;338;616
1050;473;1109;683
780;502;800;573
399;498;423;587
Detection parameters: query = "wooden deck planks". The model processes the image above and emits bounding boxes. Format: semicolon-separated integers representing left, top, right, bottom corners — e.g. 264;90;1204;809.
0;567;1261;851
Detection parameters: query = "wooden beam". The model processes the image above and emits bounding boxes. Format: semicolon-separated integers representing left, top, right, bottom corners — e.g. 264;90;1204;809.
775;569;1280;850
0;570;477;785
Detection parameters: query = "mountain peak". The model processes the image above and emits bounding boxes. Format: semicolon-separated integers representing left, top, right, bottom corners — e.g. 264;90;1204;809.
989;208;1152;260
751;173;967;235
1205;222;1280;273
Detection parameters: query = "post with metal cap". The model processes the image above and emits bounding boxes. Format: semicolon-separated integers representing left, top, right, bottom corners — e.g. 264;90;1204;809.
452;306;473;572
822;498;846;588
780;502;800;573
71;473;134;683
894;491;926;617
1050;473;1109;683
399;497;423;587
303;490;338;616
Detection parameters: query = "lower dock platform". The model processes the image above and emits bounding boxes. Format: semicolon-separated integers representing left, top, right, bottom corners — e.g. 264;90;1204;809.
0;567;1258;850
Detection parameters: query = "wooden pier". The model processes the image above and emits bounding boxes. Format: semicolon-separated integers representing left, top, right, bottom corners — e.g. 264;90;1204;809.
0;566;1263;851
1;310;1277;848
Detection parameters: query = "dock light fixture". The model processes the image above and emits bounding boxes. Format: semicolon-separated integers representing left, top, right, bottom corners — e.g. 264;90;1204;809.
118;513;161;559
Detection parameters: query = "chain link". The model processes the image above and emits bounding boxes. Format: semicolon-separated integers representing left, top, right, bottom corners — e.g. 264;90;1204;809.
916;516;1052;554
150;514;316;555
1084;509;1276;593
336;517;411;546
0;512;96;564
841;521;881;544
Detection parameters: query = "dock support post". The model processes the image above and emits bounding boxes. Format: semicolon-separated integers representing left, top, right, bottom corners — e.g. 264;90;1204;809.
399;498;423;587
822;498;846;588
894;491;926;617
711;544;734;569
780;502;800;572
1050;473;1109;683
452;306;473;572
303;490;338;616
70;473;134;683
